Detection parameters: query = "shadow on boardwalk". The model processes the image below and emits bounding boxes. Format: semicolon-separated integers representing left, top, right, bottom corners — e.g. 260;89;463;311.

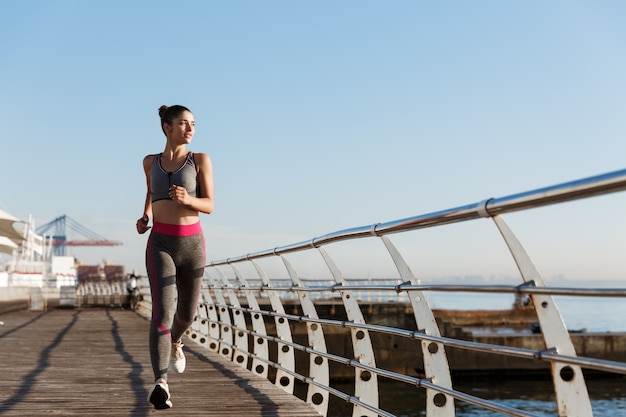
0;307;319;417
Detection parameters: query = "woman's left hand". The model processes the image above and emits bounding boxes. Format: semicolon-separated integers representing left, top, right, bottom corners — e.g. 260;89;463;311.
169;184;190;205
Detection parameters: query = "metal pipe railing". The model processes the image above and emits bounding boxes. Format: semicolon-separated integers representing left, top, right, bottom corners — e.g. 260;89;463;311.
208;280;626;298
132;168;626;417
208;300;626;376
211;168;626;264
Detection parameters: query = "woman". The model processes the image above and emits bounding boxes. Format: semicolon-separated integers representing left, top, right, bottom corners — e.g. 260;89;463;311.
136;104;214;410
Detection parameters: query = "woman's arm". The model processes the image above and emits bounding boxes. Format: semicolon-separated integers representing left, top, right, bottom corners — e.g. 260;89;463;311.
136;154;154;234
170;153;214;214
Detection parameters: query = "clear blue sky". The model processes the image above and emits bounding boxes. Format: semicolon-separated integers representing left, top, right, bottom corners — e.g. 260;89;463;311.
1;1;625;282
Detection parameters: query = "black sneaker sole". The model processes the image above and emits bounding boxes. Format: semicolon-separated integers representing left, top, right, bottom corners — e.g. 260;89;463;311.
149;385;172;410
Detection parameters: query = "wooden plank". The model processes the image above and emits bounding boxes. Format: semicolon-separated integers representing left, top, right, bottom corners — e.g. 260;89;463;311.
0;308;320;416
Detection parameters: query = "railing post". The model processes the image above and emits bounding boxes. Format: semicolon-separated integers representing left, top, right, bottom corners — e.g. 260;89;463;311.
200;284;221;353
229;263;270;378
212;267;250;368
205;271;234;360
491;214;593;417
379;235;455;417
317;246;379;417
250;259;296;394
281;255;330;416
189;288;210;349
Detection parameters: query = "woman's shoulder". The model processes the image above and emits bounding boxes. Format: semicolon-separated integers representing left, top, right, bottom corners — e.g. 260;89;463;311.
191;152;212;173
142;153;160;161
191;152;211;164
142;153;159;168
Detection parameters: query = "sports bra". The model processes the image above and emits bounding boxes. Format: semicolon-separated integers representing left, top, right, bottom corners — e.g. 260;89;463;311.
150;152;200;203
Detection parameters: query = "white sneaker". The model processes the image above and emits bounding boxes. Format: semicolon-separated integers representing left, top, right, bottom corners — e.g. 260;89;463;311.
169;340;186;373
148;381;172;409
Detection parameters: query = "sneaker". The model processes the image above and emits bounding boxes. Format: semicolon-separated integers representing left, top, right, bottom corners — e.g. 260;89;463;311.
169;340;186;373
148;381;172;410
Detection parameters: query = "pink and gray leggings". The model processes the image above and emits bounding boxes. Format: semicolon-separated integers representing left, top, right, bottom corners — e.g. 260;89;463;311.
146;221;205;382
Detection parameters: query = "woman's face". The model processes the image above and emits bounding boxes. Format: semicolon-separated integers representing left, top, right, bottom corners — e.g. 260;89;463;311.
166;110;195;144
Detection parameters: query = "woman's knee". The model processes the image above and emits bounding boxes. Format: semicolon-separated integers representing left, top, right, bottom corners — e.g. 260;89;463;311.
174;309;196;326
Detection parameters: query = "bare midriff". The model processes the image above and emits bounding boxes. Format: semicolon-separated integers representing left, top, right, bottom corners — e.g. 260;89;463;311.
152;200;200;226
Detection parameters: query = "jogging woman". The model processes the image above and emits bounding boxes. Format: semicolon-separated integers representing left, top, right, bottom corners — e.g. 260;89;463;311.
136;104;214;410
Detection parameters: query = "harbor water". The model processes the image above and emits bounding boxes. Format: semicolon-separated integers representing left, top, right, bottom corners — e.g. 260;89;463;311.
328;377;626;416
328;290;626;416
425;291;626;333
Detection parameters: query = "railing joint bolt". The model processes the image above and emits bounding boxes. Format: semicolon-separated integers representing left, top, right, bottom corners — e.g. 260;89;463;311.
517;280;536;289
535;347;558;359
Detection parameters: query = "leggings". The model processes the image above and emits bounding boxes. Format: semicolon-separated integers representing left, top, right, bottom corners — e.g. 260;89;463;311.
146;221;205;382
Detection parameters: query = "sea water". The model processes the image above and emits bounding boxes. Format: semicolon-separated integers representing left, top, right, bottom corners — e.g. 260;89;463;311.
327;291;626;416
327;362;626;417
327;378;626;417
424;291;626;332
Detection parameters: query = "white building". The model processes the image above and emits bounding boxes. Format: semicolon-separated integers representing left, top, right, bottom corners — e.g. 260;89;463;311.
0;209;76;288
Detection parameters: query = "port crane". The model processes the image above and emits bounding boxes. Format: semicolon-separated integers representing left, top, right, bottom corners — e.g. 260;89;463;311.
36;215;122;256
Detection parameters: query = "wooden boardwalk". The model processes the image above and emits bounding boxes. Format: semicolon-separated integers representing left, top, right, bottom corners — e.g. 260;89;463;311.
0;307;320;417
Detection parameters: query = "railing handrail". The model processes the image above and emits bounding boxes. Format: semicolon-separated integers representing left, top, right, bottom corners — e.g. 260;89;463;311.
211;168;626;264
209;281;626;297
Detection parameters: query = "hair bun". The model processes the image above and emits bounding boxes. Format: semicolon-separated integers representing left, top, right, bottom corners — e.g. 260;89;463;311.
158;105;169;118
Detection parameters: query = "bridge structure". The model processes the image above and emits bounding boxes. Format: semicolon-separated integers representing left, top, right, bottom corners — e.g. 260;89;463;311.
35;214;122;256
2;169;626;416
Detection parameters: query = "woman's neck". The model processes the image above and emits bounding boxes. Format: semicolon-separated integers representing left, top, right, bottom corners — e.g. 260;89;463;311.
161;146;188;160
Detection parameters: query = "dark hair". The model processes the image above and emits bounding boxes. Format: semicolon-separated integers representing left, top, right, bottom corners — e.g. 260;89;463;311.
158;105;192;134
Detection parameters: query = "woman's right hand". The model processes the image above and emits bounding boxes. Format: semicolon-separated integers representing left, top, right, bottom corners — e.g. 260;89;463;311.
136;214;151;234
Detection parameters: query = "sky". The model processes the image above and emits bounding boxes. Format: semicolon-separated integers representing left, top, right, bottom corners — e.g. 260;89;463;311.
1;1;625;283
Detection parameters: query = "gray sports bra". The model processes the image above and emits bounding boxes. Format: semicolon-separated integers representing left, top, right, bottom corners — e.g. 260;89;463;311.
150;152;200;203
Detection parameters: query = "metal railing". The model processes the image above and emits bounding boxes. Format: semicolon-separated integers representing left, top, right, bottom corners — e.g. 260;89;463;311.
134;168;626;417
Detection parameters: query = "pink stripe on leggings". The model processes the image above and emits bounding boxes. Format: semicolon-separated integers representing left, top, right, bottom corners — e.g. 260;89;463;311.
153;221;202;236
